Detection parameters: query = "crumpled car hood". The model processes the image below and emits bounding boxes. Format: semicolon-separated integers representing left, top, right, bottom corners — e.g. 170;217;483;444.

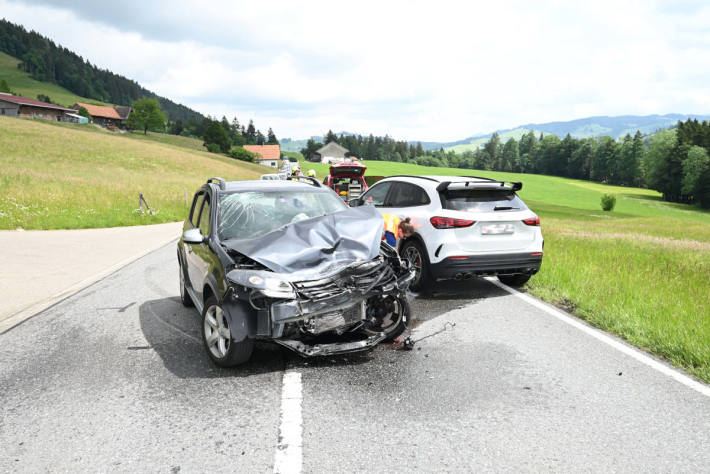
222;205;384;280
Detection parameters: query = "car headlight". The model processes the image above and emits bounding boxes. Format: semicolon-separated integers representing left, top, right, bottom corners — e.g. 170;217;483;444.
226;270;296;299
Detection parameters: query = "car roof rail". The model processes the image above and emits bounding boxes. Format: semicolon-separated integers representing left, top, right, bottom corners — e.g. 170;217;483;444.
436;180;523;193
206;177;226;189
286;175;321;187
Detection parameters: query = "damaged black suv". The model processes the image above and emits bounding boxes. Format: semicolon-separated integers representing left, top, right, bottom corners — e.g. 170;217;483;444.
178;177;415;367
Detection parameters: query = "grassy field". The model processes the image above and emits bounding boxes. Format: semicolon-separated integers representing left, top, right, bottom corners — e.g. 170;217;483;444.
123;130;207;152
304;159;710;382
0;116;269;229
0;51;104;107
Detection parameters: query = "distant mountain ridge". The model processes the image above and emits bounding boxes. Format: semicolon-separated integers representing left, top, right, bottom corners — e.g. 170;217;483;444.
283;114;710;154
428;114;710;152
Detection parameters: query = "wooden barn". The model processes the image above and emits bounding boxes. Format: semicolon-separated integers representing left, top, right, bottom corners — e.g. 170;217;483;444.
0;93;76;121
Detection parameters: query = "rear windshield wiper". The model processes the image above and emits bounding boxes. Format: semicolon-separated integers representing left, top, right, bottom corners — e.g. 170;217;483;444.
493;206;518;211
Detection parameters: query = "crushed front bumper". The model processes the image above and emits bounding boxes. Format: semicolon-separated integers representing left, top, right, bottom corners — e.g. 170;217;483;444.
274;333;388;357
265;267;414;357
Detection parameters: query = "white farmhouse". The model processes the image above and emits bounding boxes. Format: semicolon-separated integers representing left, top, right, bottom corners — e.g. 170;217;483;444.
315;141;349;164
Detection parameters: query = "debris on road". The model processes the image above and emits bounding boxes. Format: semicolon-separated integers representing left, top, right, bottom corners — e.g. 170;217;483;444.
401;321;456;350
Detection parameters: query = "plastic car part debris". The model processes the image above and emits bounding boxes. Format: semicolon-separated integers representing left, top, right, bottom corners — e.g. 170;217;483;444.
401;321;456;351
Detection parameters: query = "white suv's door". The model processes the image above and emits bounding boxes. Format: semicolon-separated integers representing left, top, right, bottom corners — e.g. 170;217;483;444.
360;180;394;208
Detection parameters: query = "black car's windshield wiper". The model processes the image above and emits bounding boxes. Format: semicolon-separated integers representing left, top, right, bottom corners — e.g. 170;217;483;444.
493;206;519;211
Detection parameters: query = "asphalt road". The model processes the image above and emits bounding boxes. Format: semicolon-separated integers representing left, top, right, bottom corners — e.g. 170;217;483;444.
1;242;709;473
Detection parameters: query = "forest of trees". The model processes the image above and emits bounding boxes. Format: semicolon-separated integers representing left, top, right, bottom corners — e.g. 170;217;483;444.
0;19;204;122
306;121;710;209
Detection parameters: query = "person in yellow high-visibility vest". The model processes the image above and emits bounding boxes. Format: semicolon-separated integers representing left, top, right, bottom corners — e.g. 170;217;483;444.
381;214;414;248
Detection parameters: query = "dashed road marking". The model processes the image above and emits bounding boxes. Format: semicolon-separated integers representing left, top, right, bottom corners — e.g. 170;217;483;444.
486;277;710;398
274;371;303;474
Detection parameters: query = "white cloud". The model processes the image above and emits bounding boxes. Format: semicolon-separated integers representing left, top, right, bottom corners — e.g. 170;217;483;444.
2;0;710;141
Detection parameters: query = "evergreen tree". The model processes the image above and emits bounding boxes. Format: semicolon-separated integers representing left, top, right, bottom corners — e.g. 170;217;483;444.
256;130;266;145
245;120;257;145
266;127;279;144
325;130;339;144
501;138;519;172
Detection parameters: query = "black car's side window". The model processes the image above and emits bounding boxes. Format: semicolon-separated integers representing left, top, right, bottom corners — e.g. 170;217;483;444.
198;194;211;236
361;181;393;207
388;182;431;207
189;192;205;227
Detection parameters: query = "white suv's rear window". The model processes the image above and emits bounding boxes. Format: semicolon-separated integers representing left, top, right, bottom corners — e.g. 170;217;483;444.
441;190;528;212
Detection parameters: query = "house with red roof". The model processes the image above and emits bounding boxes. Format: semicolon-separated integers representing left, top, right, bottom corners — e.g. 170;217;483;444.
0;93;76;121
243;145;281;168
73;102;122;128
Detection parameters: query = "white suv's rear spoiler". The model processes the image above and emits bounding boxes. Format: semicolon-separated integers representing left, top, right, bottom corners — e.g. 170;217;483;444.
436;178;523;193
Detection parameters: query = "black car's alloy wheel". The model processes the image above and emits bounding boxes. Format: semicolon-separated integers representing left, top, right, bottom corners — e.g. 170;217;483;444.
201;296;253;367
363;295;411;341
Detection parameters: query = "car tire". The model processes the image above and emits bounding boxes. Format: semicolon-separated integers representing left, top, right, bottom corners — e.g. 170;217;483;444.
498;274;531;287
363;295;410;342
179;263;194;307
400;240;433;292
202;295;253;367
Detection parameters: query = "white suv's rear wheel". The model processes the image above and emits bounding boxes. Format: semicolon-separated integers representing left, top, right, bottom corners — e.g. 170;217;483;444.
498;274;531;287
401;240;432;292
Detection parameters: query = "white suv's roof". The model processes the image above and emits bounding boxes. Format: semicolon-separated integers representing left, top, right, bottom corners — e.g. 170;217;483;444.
380;175;520;191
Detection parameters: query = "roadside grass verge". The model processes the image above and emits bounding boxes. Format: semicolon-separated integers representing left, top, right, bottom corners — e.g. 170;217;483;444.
303;158;710;382
0;116;268;229
528;226;710;382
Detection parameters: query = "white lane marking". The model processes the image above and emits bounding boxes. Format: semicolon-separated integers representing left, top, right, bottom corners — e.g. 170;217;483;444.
486;277;710;398
274;371;303;474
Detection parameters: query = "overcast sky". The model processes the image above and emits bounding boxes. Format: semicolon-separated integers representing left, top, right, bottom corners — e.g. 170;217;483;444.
2;0;710;141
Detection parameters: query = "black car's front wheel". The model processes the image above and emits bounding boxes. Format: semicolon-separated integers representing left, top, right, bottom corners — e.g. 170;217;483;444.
202;296;253;367
363;295;411;342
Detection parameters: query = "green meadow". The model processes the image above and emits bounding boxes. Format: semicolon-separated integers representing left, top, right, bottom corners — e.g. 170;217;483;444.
303;159;710;382
0;117;268;229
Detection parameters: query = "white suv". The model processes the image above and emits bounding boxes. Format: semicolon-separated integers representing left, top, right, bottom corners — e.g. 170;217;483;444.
352;175;543;290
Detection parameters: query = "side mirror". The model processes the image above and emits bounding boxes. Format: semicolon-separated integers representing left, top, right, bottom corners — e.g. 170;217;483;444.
183;228;204;244
349;198;362;207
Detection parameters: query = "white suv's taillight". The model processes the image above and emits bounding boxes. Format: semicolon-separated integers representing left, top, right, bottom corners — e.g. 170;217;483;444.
523;216;540;226
430;216;475;229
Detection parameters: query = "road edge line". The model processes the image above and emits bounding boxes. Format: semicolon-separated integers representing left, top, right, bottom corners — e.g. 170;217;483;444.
273;370;303;474
0;237;178;334
485;277;710;398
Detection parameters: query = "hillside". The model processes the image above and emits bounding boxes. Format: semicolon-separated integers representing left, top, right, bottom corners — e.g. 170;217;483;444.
0;117;268;229
0;51;102;107
0;19;204;122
